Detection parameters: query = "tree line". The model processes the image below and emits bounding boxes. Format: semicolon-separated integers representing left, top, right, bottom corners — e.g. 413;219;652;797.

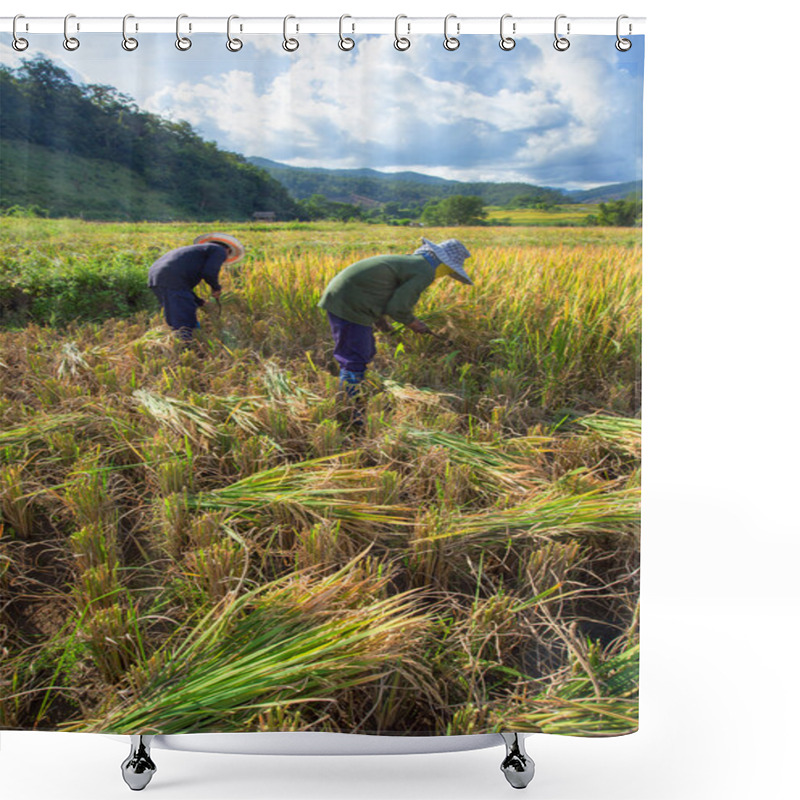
0;56;301;221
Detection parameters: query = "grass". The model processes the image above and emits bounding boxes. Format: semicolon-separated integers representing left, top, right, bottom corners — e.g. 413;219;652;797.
0;219;640;737
485;205;598;226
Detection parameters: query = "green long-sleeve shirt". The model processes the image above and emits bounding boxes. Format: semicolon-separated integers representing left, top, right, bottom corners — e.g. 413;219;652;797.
318;254;436;326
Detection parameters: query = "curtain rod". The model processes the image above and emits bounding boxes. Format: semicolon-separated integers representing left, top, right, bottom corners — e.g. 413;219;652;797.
2;16;646;37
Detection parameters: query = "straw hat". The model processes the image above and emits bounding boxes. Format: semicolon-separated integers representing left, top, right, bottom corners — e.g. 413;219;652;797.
194;233;245;264
418;238;473;285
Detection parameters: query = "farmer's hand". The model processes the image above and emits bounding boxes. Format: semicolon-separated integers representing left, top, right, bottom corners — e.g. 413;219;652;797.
212;289;222;299
374;316;392;333
408;319;431;335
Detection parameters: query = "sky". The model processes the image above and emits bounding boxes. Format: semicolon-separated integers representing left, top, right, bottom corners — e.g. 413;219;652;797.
1;32;644;190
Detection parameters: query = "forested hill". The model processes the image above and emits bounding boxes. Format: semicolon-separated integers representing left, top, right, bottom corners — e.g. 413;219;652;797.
248;157;572;207
0;56;301;221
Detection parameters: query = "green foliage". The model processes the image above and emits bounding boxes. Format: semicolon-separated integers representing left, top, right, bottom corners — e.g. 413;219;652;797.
422;195;488;226
0;236;158;326
0;57;301;221
505;190;567;210
0;203;49;218
299;193;364;222
587;197;643;227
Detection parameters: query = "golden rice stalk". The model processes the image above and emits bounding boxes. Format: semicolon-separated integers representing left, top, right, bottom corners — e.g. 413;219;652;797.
80;602;145;685
182;540;247;603
489;645;639;735
0;465;34;539
56;341;90;378
190;454;413;530
70;522;119;572
424;487;640;552
84;560;433;734
74;563;122;612
133;389;218;443
63;459;118;529
0;413;91;450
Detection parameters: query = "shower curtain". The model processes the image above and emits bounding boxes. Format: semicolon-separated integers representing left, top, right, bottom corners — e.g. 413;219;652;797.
0;25;643;739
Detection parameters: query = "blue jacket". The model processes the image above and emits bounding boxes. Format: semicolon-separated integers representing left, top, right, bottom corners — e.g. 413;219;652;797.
147;244;227;292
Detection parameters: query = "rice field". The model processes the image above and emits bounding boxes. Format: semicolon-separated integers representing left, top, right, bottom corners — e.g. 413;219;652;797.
0;219;641;737
484;205;597;226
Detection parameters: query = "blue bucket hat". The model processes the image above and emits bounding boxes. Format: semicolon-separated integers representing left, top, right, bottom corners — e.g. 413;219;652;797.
416;238;473;285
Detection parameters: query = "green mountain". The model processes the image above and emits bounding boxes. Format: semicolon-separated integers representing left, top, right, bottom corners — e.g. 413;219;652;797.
247;157;574;208
0;57;301;221
1;140;188;220
568;181;643;203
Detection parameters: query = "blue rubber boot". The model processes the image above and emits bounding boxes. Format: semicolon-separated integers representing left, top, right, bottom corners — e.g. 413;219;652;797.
339;369;366;427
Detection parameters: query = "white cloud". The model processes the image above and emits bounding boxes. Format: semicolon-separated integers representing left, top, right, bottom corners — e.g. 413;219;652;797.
3;33;643;187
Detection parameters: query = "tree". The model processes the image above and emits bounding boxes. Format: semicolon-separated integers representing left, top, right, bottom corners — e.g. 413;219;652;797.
0;56;303;221
421;195;487;226
589;197;642;227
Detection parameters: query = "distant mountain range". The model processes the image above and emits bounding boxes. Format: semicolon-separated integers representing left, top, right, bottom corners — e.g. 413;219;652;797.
565;181;644;203
248;156;641;207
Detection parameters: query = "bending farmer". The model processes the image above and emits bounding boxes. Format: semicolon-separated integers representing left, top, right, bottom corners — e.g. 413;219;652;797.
148;233;245;341
318;238;473;395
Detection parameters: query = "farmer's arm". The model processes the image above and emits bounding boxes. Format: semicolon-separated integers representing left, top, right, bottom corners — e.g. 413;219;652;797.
200;247;227;294
384;273;435;326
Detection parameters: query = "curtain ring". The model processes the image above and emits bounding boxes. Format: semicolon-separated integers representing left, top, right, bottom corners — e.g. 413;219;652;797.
227;15;243;51
615;15;632;51
283;15;299;51
176;14;192;50
122;14;139;51
338;14;355;51
443;13;460;51
553;14;570;51
499;14;515;50
394;15;411;51
12;15;29;51
63;13;80;51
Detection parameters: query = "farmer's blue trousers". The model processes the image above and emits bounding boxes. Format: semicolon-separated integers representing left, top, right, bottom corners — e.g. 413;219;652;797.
151;287;202;341
327;311;376;394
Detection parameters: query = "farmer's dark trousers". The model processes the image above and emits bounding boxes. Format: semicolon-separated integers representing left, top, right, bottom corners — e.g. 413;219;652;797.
326;311;376;394
151;287;202;341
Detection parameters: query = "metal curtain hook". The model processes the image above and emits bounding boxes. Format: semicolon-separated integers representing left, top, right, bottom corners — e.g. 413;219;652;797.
227;15;243;51
553;14;570;51
122;14;138;51
338;14;355;51
394;14;411;51
443;13;460;51
499;13;515;50
176;14;192;50
616;14;632;51
63;13;80;51
283;15;299;51
12;14;29;51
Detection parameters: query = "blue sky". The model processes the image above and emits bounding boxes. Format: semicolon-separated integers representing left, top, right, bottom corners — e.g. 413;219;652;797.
1;32;643;189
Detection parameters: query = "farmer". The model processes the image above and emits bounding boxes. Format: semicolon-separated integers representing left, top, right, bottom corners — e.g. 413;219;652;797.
319;238;473;397
148;233;245;341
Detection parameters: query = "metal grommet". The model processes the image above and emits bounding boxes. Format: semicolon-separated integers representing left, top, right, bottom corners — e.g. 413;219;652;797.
615;15;632;51
282;15;299;51
12;15;29;51
63;13;80;51
553;14;570;51
394;14;411;51
176;14;192;51
122;14;139;51
499;13;515;50
338;14;355;51
227;15;243;51
443;13;460;51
